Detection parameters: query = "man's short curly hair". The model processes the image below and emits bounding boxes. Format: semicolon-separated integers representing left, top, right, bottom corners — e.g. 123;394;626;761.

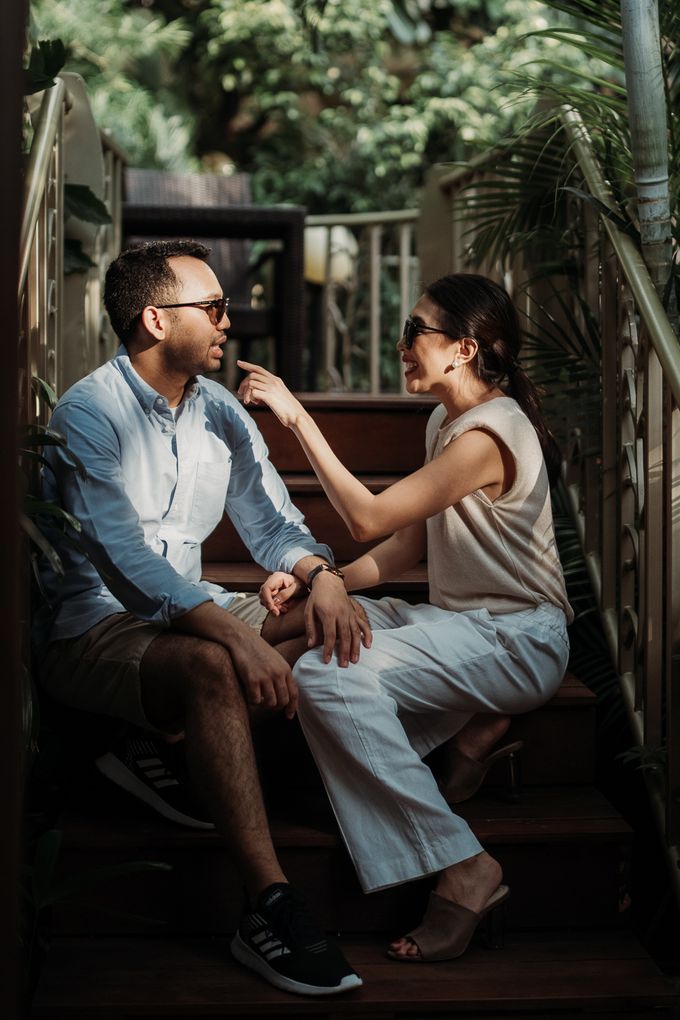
104;239;211;342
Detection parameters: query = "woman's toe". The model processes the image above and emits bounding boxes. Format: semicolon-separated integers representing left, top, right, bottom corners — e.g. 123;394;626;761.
389;936;421;958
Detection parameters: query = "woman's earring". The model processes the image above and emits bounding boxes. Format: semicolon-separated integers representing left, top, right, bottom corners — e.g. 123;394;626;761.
451;358;462;370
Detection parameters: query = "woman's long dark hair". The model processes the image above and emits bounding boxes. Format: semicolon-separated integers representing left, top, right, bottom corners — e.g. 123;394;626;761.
425;273;562;486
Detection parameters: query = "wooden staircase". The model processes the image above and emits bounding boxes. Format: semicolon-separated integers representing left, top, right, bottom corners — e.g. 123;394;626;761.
32;396;677;1018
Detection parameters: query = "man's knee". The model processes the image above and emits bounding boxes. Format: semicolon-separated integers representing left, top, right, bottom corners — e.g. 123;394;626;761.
143;634;242;711
185;641;243;704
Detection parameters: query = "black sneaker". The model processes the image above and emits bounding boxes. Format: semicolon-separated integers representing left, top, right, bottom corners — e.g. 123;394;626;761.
95;735;215;830
231;883;362;996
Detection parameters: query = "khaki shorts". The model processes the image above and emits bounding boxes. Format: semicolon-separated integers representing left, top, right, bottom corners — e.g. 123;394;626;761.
39;593;269;733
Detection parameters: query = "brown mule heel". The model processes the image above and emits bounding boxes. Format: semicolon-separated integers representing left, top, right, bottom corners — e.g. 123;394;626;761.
439;741;524;804
386;884;510;963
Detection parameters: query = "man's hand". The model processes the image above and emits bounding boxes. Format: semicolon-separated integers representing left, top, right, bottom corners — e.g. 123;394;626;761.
305;572;372;667
227;628;299;719
173;600;298;719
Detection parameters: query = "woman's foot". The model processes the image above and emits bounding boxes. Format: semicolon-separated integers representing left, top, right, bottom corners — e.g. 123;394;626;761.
388;852;503;959
454;714;511;762
438;715;523;804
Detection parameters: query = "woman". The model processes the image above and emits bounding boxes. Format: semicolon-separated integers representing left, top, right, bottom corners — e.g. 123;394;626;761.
238;273;572;962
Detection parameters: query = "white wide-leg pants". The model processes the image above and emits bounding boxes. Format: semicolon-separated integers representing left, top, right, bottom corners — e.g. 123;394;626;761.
294;598;569;893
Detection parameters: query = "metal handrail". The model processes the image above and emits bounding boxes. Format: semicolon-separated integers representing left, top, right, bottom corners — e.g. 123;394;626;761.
438;107;680;394
561;107;680;401
18;79;65;297
306;210;419;228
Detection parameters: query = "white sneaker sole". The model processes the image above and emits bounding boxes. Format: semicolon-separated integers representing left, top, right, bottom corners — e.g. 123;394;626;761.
95;752;215;830
230;931;362;996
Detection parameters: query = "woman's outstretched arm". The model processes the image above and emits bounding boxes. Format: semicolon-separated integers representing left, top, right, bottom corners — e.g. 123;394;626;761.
237;361;505;542
342;522;427;591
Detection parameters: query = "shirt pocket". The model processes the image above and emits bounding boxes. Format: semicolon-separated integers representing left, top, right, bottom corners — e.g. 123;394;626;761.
189;459;231;542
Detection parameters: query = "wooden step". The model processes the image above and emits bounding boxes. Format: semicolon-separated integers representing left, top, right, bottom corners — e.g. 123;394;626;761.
192;583;597;787
249;395;436;474
50;786;628;936
203;477;403;563
205;394;436;561
255;673;596;793
32;929;677;1018
201;561;428;598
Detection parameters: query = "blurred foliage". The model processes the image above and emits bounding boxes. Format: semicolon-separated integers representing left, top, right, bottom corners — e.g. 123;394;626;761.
29;0;602;212
28;0;197;169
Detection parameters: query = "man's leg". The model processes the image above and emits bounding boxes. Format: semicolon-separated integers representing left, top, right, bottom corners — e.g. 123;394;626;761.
40;609;362;993
140;629;363;993
139;632;286;900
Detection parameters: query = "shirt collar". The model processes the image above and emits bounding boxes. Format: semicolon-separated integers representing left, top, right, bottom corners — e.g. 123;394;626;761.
115;346;202;415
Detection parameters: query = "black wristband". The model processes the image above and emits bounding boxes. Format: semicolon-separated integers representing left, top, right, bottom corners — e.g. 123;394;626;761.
306;563;345;587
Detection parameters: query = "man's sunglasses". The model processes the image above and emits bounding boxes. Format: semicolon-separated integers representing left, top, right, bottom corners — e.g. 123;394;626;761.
156;296;229;325
401;316;456;350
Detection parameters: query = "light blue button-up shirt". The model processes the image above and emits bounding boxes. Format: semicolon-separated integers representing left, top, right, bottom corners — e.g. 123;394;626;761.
35;349;333;647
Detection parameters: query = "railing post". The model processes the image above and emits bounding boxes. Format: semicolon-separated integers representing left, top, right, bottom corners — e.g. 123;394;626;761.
600;239;619;614
643;341;664;747
100;138;125;364
399;223;413;394
322;228;336;388
667;402;680;843
619;294;640;684
369;225;382;395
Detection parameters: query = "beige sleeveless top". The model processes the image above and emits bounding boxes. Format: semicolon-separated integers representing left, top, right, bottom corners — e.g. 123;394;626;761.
425;398;573;623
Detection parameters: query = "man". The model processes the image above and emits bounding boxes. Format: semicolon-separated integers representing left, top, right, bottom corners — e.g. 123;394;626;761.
35;239;368;997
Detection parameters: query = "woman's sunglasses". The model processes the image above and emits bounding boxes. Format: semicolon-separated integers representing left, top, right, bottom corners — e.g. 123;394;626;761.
401;316;456;349
156;296;230;326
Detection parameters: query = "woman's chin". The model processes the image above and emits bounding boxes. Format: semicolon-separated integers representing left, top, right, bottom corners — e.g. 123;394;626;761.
405;373;426;394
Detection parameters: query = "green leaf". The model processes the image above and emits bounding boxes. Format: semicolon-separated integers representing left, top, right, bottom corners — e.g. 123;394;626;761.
19;450;54;474
22;427;88;479
64;184;111;226
64;238;96;275
23;425;66;444
20;514;65;575
24;496;82;533
31;376;57;411
561;186;640;240
24;40;67;96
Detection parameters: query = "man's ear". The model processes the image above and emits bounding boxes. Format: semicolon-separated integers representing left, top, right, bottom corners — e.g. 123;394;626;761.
139;305;168;339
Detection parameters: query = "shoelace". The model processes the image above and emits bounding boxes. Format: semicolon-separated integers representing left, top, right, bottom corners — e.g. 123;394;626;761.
265;890;327;950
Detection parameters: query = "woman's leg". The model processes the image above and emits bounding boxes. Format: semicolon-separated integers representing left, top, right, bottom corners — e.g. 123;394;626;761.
294;600;568;895
453;713;512;758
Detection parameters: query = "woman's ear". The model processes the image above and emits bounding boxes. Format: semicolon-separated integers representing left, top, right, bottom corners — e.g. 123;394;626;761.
458;336;478;364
